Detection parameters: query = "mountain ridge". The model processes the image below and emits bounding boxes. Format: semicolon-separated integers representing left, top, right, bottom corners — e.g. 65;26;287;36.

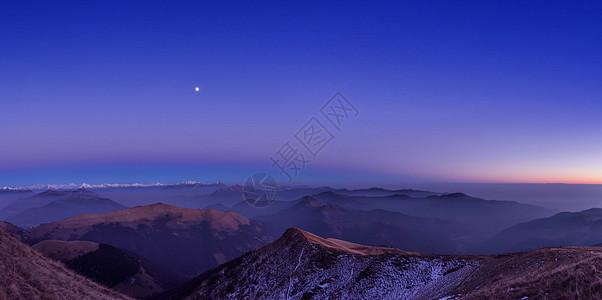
27;203;273;279
159;227;602;300
36;202;250;232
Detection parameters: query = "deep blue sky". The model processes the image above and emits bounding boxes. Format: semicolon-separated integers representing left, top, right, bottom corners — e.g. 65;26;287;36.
1;1;601;187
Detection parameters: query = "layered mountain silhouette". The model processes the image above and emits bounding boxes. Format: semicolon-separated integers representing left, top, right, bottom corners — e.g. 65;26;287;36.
1;189;100;215
310;191;556;237
203;200;296;218
0;189;127;228
1;182;600;300
485;208;602;253
199;186;437;212
27;203;273;279
256;196;474;254
337;187;438;198
160;228;602;300
0;189;34;209
92;182;226;208
33;240;184;298
0;228;129;300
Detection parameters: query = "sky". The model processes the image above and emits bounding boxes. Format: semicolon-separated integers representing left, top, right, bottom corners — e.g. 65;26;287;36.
1;1;602;187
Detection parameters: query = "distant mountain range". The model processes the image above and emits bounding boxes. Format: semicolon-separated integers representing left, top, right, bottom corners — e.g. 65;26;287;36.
0;185;593;255
0;180;225;192
485;208;602;253
256;196;473;254
310;191;557;237
203;189;557;250
0;188;34;193
0;189;34;210
0;189;128;228
161;227;602;300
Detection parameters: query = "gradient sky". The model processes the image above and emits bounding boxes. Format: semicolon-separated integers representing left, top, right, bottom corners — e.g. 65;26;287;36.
1;1;601;187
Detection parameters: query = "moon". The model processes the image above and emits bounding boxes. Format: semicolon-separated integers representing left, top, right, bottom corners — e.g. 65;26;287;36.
195;87;200;92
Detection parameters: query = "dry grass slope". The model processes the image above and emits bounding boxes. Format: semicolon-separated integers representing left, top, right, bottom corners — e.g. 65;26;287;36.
0;228;130;300
298;227;419;256
32;240;99;261
29;203;251;242
463;247;602;299
162;228;602;300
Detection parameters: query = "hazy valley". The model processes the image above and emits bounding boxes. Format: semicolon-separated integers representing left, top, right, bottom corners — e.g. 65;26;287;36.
1;183;601;299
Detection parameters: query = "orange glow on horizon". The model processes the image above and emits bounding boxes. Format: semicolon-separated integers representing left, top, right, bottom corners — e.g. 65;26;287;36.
456;174;602;185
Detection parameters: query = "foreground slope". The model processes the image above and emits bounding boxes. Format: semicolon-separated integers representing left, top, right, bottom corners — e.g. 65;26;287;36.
33;240;184;298
0;221;25;241
161;227;479;299
0;228;129;300
162;228;602;300
27;203;272;278
461;247;602;299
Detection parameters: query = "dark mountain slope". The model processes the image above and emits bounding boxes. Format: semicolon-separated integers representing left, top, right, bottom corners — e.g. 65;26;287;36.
160;228;602;300
33;240;185;298
160;227;474;300
27;203;273;279
0;221;25;241
0;228;130;300
485;208;602;253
